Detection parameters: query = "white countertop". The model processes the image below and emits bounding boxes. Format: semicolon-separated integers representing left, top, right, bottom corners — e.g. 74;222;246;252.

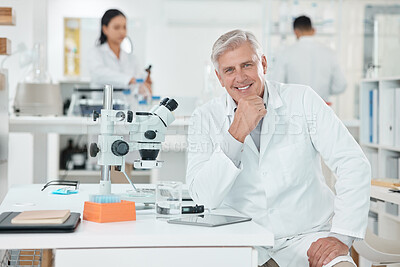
0;184;274;250
371;185;400;205
9;115;190;135
9;115;356;134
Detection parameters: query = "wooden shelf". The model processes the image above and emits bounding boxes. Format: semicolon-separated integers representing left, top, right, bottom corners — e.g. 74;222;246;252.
0;38;11;55
0;7;15;25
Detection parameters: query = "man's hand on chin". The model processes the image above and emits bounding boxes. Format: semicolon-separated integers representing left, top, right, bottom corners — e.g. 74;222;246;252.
228;95;266;143
307;237;349;267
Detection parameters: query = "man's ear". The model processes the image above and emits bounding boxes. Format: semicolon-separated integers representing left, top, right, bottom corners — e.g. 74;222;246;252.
294;29;301;39
215;69;224;87
261;55;267;75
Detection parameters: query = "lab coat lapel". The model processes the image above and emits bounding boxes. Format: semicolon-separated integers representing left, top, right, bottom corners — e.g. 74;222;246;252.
245;134;259;156
259;105;276;162
260;81;283;161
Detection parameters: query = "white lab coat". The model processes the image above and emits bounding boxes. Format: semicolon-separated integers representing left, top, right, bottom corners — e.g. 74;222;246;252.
186;80;371;266
88;42;140;88
268;36;347;101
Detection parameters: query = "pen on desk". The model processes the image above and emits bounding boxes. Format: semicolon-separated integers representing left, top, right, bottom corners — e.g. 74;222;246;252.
389;188;400;193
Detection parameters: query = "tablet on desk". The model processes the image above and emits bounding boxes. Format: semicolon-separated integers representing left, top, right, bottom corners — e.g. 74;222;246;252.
167;214;251;227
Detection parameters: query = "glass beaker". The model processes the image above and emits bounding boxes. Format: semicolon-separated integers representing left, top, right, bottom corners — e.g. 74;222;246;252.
155;181;182;219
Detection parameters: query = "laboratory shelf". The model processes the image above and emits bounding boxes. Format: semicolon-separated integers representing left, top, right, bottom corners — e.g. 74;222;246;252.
360;143;400;152
360;143;381;149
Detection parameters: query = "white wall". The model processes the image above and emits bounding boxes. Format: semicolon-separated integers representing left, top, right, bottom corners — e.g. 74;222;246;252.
0;69;8;202
1;0;48;189
47;0;264;99
47;0;400;120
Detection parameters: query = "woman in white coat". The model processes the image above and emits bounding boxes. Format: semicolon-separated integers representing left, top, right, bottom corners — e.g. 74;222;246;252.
88;9;151;94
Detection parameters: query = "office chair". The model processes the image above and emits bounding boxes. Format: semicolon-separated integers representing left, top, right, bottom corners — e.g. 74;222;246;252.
353;228;400;265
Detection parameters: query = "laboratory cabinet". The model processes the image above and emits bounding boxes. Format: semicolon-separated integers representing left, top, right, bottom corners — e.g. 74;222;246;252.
360;77;400;181
359;77;400;267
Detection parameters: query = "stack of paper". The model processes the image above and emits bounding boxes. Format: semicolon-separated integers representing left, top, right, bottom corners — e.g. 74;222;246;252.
11;210;71;225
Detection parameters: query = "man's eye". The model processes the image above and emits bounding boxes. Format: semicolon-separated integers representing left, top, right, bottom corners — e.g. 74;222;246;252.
244;63;252;68
225;68;233;73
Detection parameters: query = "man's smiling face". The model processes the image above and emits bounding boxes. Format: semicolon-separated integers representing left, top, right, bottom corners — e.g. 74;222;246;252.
215;41;267;103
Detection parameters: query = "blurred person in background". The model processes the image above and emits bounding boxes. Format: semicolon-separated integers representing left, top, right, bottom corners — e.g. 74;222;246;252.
269;15;346;104
89;9;151;96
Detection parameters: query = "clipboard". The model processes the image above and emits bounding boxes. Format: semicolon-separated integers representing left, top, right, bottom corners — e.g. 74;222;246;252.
0;212;81;233
167;214;251;227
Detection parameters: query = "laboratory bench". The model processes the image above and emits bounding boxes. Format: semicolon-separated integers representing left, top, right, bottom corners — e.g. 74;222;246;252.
9;115;190;134
9;115;191;184
0;184;274;267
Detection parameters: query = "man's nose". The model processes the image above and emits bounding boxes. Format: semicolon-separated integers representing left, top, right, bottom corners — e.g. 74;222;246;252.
234;69;247;83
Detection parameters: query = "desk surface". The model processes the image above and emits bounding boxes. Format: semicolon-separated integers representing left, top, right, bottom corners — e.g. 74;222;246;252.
0;184;274;250
371;185;400;205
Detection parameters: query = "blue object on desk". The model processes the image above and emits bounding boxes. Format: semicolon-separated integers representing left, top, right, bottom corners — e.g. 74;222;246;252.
52;188;79;195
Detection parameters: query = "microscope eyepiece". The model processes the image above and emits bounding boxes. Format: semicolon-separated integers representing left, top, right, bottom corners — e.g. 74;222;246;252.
165;99;178;112
160;98;169;106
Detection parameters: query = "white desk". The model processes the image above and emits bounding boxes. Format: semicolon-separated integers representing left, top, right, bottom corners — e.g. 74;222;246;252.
369;185;400;246
371;185;400;206
0;184;274;267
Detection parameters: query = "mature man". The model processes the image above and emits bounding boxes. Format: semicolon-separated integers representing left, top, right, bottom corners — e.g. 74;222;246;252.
186;30;370;267
269;16;346;102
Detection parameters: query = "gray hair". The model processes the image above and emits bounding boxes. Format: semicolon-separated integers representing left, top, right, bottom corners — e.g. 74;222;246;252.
211;29;263;71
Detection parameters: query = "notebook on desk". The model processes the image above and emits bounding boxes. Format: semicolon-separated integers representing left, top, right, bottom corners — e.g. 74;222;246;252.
0;212;81;233
11;210;71;225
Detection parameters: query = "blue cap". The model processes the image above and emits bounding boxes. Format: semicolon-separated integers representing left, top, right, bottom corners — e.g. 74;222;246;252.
138;100;148;105
136;78;144;83
152;96;161;100
123;89;131;95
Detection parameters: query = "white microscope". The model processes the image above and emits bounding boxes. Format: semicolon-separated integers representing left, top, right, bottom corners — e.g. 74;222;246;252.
89;84;178;200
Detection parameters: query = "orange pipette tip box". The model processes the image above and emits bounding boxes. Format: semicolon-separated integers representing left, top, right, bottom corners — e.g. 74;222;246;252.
83;200;136;223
